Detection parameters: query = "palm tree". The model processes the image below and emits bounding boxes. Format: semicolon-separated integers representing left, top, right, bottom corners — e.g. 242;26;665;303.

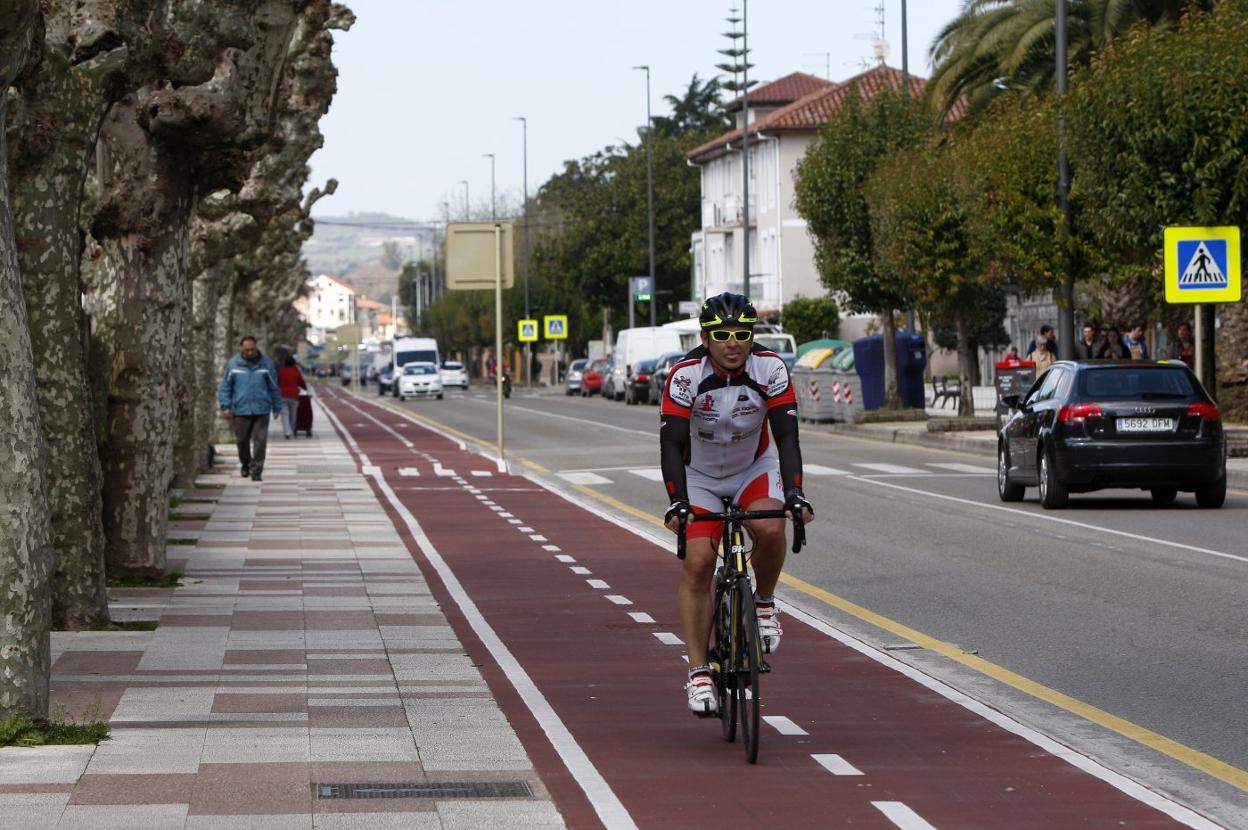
927;0;1215;118
650;74;731;138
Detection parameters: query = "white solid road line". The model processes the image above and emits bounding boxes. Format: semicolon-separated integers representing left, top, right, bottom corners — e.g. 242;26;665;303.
855;475;1248;566
812;753;864;775
872;801;938;830
853;463;929;475
462;397;657;438
763;715;809;736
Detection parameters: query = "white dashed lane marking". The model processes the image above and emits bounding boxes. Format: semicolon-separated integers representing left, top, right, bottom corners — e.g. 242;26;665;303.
628;612;655;624
605;595;633;606
398;468;421;477
812;754;864;776
529;535;548;542
586;579;610;590
570;567;591;575
763;715;808;736
555;555;576;563
653;632;683;646
628;468;664;482
872;801;938;830
518;526;535;533
804;464;851;476
558;471;614;486
853;463;927;475
542;544;561;552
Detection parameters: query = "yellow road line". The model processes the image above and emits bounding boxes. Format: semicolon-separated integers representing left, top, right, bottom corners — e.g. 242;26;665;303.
350;391;1248;791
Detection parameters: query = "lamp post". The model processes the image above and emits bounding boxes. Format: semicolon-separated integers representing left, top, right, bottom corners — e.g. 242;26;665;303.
458;180;469;221
741;0;751;301
514;116;533;385
1055;0;1075;360
633;64;657;327
483;153;496;221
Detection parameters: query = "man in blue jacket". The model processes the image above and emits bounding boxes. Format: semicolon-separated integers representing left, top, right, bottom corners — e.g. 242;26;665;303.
218;336;282;482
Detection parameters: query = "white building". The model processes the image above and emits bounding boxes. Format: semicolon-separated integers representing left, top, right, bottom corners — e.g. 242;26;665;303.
296;273;356;340
687;65;917;334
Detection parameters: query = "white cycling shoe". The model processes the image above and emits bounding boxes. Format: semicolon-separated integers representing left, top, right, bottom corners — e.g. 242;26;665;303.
756;601;782;654
685;670;718;716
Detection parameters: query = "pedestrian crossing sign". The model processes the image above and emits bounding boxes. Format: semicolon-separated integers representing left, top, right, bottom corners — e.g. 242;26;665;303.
544;315;568;340
1164;226;1240;303
518;319;538;342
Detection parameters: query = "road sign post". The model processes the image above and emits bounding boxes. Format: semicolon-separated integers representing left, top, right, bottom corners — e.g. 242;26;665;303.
1163;226;1240;386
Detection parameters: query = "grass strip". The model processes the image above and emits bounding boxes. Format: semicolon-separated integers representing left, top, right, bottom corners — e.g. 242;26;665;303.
0;715;109;747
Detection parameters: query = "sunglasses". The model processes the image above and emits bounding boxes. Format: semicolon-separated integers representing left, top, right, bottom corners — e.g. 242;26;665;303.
708;329;753;343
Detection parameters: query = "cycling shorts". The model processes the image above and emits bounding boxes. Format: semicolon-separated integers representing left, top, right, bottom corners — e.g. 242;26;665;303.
686;454;783;542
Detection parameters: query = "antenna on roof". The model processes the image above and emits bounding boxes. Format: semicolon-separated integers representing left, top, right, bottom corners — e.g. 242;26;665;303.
853;1;890;68
802;52;832;80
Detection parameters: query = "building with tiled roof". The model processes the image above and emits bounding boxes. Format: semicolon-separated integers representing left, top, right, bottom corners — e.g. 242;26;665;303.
687;65;923;326
724;71;834;113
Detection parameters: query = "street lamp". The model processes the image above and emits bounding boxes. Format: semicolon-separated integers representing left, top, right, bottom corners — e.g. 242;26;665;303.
633;64;657;327
458;180;469;221
483;153;496;221
1055;0;1075;360
514;116;533;385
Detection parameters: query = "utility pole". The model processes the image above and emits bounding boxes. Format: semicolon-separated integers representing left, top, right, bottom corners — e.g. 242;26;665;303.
514;116;532;385
741;0;751;300
458;180;469;221
634;65;657;327
483;154;496;221
1055;0;1075;360
902;0;917;334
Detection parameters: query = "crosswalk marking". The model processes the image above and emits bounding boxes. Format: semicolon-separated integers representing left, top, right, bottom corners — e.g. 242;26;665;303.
558;471;613;486
927;462;994;474
853;463;927;475
804;464;851;476
653;632;683;646
763;715;808;735
813;753;864;776
628;468;664;482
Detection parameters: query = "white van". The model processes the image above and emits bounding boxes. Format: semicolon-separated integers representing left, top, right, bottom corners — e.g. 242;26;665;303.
393;337;440;370
605;326;683;401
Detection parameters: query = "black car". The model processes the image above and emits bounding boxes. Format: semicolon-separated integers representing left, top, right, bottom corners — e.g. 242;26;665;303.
624;359;658;405
376;364;395;396
997;361;1226;509
647;351;687;405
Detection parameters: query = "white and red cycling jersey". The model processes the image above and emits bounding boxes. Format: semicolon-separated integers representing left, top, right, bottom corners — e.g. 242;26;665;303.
661;346;797;479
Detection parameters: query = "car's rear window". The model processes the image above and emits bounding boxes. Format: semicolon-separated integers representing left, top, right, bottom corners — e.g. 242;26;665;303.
636;360;656;373
1076;367;1196;400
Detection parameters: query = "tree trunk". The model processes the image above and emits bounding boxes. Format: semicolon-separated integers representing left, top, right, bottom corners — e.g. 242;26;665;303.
95;95;194;579
881;309;900;409
955;312;976;418
0;0;53;720
172;268;223;488
8;28;121;629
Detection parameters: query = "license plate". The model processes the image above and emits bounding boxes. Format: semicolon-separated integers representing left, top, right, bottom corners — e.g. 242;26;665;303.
1116;417;1174;432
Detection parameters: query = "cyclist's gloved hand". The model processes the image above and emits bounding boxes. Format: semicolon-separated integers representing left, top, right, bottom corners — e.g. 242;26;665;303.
664;500;691;531
784;488;813;523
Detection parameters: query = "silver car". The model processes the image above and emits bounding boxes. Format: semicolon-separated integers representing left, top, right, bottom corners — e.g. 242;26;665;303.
564;359;587;396
397;363;444;400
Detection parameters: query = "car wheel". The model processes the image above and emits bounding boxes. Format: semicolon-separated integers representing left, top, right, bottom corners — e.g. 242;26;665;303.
437;393;444;400
1149;487;1178;505
1195;475;1226;509
1038;447;1068;509
997;444;1024;502
566;388;574;396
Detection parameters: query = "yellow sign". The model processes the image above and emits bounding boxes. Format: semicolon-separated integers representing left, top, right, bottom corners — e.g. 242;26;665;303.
544;315;568;340
517;319;538;342
1164;226;1241;304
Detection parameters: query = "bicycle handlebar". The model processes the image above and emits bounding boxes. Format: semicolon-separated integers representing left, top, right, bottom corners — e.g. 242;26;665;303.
675;509;806;560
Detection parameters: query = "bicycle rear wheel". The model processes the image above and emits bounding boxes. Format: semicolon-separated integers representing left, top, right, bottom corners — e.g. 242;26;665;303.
712;571;736;742
735;573;762;764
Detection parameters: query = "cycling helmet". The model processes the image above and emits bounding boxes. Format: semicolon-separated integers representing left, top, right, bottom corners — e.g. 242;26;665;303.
699;292;757;329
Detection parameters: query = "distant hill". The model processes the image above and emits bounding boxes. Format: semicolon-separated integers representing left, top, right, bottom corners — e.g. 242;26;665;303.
303;211;420;282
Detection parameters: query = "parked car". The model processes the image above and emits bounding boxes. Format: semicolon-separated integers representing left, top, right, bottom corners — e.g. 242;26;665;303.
625;359;658;405
439;360;469;389
376;364;395;396
602;353;626;401
606;326;683;402
397;362;444;400
648;351;686;405
580;358;609;397
997;360;1226;509
339;361;354;386
564;358;588;396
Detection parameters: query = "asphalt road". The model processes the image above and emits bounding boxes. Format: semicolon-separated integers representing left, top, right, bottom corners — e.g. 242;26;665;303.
337;380;1248;825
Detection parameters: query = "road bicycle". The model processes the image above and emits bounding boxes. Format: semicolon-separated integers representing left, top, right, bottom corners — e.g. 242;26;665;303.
678;502;805;763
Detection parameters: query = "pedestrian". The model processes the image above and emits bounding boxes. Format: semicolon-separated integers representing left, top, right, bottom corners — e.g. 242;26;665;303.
530;350;541;384
278;355;308;439
1025;334;1056;375
1124;324;1150;360
1103;327;1130;359
1167;322;1194;364
486;356;496;381
218;335;282;482
1025;324;1059;359
1074;323;1107;359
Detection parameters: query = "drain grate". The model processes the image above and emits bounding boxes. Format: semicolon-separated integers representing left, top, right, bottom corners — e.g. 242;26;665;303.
316;781;533;800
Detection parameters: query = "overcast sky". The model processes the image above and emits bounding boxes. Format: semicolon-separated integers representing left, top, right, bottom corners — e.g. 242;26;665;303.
307;0;966;221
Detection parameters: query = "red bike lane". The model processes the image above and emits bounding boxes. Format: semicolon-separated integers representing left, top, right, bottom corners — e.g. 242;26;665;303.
317;388;1213;830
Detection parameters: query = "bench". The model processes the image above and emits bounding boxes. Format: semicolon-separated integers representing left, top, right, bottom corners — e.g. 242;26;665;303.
931;376;961;409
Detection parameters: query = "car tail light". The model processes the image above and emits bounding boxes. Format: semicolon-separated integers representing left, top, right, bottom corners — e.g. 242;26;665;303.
1058;403;1103;423
636;374;651;382
1187;402;1221;421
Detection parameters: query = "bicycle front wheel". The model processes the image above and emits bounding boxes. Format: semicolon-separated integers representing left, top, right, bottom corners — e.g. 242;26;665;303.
735;573;762;764
713;572;737;742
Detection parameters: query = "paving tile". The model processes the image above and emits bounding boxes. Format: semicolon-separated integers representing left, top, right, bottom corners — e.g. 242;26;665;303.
200;727;309;764
437;800;565;829
68;773;196;805
309;729;419;763
57;802;189;828
313;811;440;827
85;728;206;775
186;815;311;829
112;686;217;722
0;791;70;825
0;745;95;785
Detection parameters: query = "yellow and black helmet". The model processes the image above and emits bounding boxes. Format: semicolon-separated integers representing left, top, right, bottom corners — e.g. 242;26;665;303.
699;292;757;329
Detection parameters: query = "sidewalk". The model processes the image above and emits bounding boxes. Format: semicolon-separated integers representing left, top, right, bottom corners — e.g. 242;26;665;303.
819;418;1248;491
0;414;563;828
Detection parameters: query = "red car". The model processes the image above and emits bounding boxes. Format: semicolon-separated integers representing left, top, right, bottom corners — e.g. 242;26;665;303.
580;358;610;397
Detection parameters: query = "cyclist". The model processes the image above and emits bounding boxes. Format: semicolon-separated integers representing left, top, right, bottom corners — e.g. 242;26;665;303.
660;293;814;716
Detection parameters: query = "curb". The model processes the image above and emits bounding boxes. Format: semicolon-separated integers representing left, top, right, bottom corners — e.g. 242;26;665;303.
820;423;1248;492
